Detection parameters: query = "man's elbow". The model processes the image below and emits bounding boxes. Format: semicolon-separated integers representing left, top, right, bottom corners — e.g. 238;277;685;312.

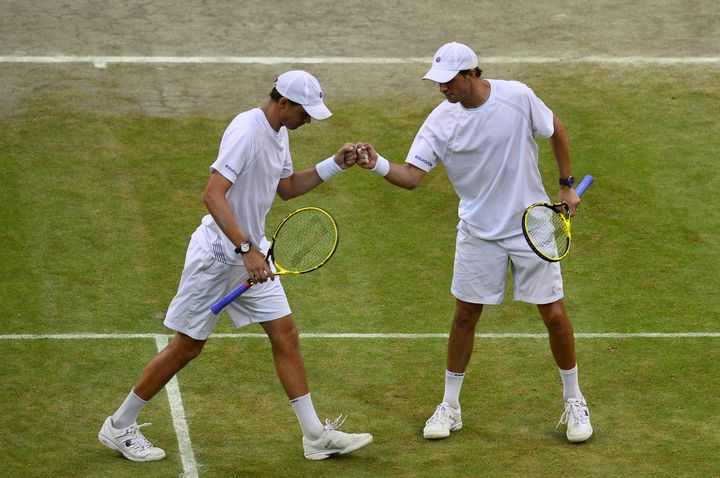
202;189;219;209
401;181;420;191
276;187;296;201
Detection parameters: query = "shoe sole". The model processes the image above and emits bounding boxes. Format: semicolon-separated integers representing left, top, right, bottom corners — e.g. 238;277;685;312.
304;435;374;460
423;421;463;440
567;427;593;443
98;432;166;462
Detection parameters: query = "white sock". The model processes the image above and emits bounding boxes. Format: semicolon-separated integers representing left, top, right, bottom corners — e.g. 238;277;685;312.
111;389;147;429
290;393;324;441
559;365;584;401
442;370;465;409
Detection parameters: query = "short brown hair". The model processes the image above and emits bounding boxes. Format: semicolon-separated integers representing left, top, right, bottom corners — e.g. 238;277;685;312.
269;87;300;106
459;67;483;77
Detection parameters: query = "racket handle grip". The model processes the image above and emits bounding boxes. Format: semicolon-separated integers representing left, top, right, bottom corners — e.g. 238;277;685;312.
576;175;594;197
210;280;252;315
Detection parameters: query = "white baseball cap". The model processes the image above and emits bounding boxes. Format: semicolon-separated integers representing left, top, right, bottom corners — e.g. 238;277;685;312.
275;70;332;120
423;42;479;83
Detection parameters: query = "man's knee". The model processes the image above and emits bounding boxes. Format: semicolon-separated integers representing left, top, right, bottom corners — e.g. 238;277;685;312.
453;300;483;328
539;302;571;334
171;333;207;362
264;316;300;350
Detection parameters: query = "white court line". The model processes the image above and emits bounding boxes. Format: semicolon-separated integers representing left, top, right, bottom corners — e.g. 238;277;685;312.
1;55;720;66
1;332;719;340
155;335;199;478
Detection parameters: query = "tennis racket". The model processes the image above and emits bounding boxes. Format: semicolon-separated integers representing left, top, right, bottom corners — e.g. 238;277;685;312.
210;206;339;315
521;175;594;262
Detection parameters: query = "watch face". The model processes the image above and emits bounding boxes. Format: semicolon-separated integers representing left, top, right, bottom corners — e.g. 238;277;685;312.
560;176;575;187
240;243;251;253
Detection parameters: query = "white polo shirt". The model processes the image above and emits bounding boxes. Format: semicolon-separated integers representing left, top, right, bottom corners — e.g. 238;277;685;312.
406;79;555;240
199;108;293;265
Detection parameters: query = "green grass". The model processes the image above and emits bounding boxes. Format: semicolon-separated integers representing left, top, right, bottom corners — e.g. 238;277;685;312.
1;65;719;476
2;337;718;477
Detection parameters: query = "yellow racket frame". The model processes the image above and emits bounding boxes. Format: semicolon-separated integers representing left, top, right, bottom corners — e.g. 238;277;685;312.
521;202;572;262
269;206;339;275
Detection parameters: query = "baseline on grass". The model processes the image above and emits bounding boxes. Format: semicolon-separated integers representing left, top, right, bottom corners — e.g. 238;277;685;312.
521;175;594;262
210;206;339;315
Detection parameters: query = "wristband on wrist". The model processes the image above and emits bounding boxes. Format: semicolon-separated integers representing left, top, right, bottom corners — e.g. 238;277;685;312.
371;154;390;177
315;156;343;181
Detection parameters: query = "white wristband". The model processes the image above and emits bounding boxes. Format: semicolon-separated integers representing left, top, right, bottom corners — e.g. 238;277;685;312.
371;154;390;177
315;156;343;181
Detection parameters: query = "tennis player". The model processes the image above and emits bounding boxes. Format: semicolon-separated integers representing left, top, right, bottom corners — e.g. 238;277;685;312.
356;42;593;443
99;70;372;462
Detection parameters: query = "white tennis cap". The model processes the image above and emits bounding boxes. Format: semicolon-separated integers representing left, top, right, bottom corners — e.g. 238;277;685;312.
423;42;479;83
275;70;332;120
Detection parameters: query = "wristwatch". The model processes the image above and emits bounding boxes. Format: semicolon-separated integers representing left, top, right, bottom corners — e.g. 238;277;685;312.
234;240;252;254
559;176;575;188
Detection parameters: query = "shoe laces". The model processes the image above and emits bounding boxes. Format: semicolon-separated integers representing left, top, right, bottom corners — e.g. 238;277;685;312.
556;400;587;429
120;423;156;452
426;403;452;426
323;414;347;431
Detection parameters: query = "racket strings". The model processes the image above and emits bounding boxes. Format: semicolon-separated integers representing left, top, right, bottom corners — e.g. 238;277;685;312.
525;206;570;259
272;210;337;272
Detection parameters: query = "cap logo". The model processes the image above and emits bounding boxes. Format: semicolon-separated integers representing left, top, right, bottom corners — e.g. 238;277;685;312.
435;57;441;63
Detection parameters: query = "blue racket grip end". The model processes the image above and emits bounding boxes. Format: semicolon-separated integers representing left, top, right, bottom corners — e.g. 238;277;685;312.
210;280;252;315
576;175;594;197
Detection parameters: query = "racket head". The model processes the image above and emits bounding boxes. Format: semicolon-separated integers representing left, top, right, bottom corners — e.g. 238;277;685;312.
268;207;339;274
522;203;571;262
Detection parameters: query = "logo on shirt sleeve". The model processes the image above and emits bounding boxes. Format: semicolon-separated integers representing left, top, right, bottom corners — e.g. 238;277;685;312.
414;155;433;168
224;164;240;178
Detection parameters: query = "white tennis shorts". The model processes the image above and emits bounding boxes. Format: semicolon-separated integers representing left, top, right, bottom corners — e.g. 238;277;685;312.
451;223;564;305
164;230;292;340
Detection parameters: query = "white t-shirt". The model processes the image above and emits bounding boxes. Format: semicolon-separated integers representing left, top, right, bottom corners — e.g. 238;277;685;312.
406;79;555;240
198;108;293;265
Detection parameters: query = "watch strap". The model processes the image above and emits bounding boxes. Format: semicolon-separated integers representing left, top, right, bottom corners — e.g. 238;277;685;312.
559;176;575;187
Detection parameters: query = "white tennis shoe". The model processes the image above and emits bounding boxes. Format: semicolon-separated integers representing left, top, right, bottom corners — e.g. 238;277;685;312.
302;415;373;460
98;416;166;461
423;402;462;439
557;398;593;443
